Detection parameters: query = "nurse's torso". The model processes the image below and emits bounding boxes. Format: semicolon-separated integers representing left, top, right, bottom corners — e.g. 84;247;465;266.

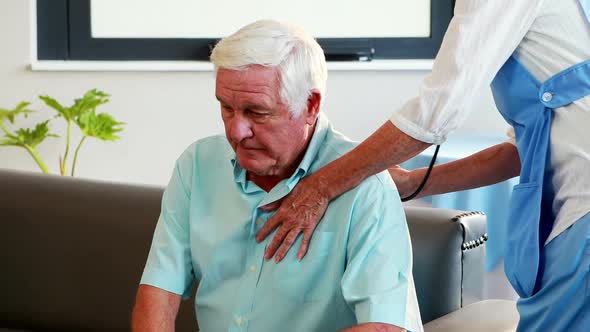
512;0;590;243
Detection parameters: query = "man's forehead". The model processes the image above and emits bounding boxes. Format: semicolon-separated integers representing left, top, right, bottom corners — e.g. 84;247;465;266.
215;66;281;104
216;65;279;84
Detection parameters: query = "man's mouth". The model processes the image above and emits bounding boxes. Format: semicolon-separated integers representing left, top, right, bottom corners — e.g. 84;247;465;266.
238;145;264;151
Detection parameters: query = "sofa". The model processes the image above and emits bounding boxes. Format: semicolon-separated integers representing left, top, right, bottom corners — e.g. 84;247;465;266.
0;169;518;331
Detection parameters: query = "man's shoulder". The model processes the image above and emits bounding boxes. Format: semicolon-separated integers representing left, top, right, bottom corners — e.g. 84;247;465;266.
170;135;233;191
178;135;232;162
317;126;398;196
349;170;400;210
316;126;357;164
311;126;401;210
189;134;232;154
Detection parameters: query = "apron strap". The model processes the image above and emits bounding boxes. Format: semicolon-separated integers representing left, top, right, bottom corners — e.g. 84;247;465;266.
540;59;590;108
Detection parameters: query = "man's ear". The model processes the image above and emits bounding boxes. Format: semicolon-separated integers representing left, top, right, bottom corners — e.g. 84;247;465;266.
304;90;322;125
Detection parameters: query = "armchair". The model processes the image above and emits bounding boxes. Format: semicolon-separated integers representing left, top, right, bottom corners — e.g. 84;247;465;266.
0;169;518;331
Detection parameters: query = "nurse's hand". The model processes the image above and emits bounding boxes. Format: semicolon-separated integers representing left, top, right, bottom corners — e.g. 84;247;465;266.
388;165;417;199
255;175;329;262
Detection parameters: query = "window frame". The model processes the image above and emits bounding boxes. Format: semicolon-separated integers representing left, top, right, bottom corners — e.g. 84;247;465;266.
37;0;454;61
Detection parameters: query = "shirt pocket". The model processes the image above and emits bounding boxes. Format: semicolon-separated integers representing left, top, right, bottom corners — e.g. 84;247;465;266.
272;231;337;304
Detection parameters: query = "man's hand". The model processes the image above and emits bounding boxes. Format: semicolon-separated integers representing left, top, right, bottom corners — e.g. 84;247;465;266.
256;175;330;262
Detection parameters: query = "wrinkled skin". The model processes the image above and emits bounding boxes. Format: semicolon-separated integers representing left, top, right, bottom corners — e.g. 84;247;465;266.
257;174;330;261
217;65;325;261
216;65;316;184
257;121;431;262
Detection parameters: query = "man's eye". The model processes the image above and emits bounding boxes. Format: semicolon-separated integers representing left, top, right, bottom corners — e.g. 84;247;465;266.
247;109;269;118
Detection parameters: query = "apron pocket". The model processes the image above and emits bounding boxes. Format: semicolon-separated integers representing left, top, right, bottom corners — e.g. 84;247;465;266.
505;182;543;298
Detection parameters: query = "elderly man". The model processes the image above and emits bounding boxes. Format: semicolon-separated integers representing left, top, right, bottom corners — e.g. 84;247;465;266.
132;20;422;332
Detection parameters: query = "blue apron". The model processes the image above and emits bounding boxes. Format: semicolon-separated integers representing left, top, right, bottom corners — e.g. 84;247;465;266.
490;0;590;299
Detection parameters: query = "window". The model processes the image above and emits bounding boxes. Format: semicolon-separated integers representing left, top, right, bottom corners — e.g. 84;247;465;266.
37;0;454;62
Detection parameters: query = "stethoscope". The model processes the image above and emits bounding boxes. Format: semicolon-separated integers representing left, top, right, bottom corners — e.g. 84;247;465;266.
400;144;440;202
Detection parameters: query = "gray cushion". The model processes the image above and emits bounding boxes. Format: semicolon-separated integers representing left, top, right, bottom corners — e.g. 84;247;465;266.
0;170;197;331
424;300;519;332
405;207;487;323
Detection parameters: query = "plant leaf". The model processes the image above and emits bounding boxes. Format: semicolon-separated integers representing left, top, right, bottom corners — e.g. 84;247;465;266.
39;95;71;119
40;90;110;122
0;136;20;146
76;110;125;141
70;89;110;118
13;120;57;148
0;101;34;124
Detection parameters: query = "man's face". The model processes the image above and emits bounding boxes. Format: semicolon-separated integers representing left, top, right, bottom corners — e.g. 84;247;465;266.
216;65;317;178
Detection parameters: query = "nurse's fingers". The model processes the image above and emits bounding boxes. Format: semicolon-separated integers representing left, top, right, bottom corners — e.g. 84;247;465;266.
273;229;302;262
261;199;282;211
257;209;283;243
263;221;290;260
297;227;317;260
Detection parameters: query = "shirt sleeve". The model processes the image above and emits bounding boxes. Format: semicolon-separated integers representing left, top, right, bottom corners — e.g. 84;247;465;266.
341;175;423;332
505;126;516;145
390;0;543;144
140;153;195;299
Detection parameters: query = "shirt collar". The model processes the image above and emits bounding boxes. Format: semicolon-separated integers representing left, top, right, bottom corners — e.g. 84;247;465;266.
230;112;330;192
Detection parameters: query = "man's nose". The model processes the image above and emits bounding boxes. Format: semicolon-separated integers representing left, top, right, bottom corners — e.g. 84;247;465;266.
229;113;253;143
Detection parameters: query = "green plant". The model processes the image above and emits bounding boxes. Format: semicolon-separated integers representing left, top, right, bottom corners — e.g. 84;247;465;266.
0;89;125;176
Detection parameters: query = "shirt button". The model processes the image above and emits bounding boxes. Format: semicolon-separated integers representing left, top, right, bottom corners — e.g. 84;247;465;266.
542;92;553;102
249;265;257;272
256;218;263;225
235;317;242;326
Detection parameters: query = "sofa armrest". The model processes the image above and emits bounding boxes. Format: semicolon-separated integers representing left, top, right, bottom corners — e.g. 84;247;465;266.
405;206;487;323
423;300;519;332
453;211;488;306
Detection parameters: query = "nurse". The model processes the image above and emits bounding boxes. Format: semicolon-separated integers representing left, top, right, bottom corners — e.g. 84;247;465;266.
256;0;590;330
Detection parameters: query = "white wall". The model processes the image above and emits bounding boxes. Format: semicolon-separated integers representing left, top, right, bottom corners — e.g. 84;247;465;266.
0;0;507;186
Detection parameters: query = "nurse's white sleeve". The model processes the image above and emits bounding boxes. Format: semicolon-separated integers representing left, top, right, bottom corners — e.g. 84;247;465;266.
391;0;543;144
506;126;517;146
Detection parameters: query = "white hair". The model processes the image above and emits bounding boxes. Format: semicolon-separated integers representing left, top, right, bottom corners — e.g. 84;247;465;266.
210;20;327;117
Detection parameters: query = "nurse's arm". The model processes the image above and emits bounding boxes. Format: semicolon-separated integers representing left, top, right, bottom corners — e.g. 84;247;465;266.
341;322;405;331
389;142;520;199
257;121;430;261
132;284;182;332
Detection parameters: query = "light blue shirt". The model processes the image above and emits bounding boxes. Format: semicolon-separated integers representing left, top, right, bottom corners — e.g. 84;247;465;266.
141;113;423;332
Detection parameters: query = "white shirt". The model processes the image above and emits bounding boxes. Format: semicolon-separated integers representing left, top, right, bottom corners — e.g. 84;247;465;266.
391;0;590;244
